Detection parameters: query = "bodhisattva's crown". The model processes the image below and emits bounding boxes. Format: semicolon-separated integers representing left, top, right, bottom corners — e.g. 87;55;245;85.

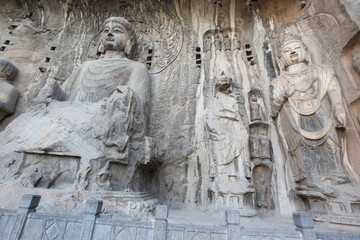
277;34;305;54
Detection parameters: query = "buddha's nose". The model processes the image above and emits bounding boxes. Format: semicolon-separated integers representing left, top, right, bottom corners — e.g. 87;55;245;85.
107;32;114;37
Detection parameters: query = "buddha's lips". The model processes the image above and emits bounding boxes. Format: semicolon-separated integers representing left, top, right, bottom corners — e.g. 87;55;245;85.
106;37;114;41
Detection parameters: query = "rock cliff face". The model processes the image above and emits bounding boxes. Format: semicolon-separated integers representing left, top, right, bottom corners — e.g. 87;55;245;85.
0;0;360;221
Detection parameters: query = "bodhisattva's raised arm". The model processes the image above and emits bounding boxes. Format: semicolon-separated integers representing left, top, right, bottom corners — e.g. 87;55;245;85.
327;73;346;128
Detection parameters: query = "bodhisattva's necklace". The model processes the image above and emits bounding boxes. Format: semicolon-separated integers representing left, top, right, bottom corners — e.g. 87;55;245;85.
283;66;313;92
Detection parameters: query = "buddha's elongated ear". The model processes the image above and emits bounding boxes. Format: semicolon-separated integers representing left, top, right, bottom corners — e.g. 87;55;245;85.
124;36;136;59
97;42;105;55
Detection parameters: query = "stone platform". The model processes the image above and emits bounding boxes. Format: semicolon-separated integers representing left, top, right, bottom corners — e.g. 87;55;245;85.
0;185;158;220
1;195;360;240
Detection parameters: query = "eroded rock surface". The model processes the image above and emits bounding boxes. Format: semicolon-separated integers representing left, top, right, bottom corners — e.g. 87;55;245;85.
0;0;359;226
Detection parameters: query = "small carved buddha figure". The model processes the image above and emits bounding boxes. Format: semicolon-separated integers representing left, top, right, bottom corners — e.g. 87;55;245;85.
232;33;241;51
214;34;222;51
223;34;231;51
249;128;260;159
271;35;348;193
249;93;261;122
259;128;271;159
0;58;19;121
204;34;212;53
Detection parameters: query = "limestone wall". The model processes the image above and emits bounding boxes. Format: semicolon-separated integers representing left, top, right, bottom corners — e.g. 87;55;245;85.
0;0;360;222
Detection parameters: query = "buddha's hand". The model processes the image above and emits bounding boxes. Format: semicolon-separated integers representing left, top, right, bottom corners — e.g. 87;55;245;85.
116;85;127;93
284;84;295;98
33;78;65;103
116;85;133;95
335;109;346;130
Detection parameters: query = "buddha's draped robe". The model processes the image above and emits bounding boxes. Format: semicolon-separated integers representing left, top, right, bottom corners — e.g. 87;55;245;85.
63;58;150;106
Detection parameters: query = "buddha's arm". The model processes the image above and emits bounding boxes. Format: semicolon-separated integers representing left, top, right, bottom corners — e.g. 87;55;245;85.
127;64;151;105
328;75;346;128
34;64;85;103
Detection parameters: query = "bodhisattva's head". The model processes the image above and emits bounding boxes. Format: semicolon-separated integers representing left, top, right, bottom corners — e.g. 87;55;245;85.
278;36;308;69
101;17;137;58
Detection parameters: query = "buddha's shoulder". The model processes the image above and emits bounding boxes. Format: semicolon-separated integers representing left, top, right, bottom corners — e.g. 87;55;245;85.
310;64;335;75
83;58;148;71
126;60;148;71
271;74;286;86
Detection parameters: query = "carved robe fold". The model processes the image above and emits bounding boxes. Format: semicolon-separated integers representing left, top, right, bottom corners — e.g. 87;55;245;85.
63;58;150;106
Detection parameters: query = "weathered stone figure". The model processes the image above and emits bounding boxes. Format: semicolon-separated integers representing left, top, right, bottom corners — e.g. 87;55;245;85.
232;33;241;51
271;35;348;194
249;133;260;159
204;35;212;53
205;72;254;212
214;34;222;51
0;17;151;191
206;73;242;177
259;129;271;159
223;34;231;51
249;93;261;122
0;58;19;121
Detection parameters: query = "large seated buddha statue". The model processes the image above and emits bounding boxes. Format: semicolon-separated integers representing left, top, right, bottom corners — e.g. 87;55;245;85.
0;17;153;192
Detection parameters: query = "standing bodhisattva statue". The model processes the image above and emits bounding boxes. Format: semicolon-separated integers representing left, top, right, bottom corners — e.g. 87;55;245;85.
271;35;349;196
0;17;151;191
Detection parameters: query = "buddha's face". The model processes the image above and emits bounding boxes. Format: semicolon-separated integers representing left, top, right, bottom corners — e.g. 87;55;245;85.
102;21;130;52
280;41;307;67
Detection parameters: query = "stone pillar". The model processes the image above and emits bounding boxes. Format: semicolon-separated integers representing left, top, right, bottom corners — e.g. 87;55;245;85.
225;210;241;240
153;205;169;240
9;194;41;240
292;212;317;240
80;200;103;240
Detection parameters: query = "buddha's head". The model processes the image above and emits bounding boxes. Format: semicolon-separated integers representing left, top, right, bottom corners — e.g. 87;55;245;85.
0;58;18;81
278;35;308;69
101;17;137;58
